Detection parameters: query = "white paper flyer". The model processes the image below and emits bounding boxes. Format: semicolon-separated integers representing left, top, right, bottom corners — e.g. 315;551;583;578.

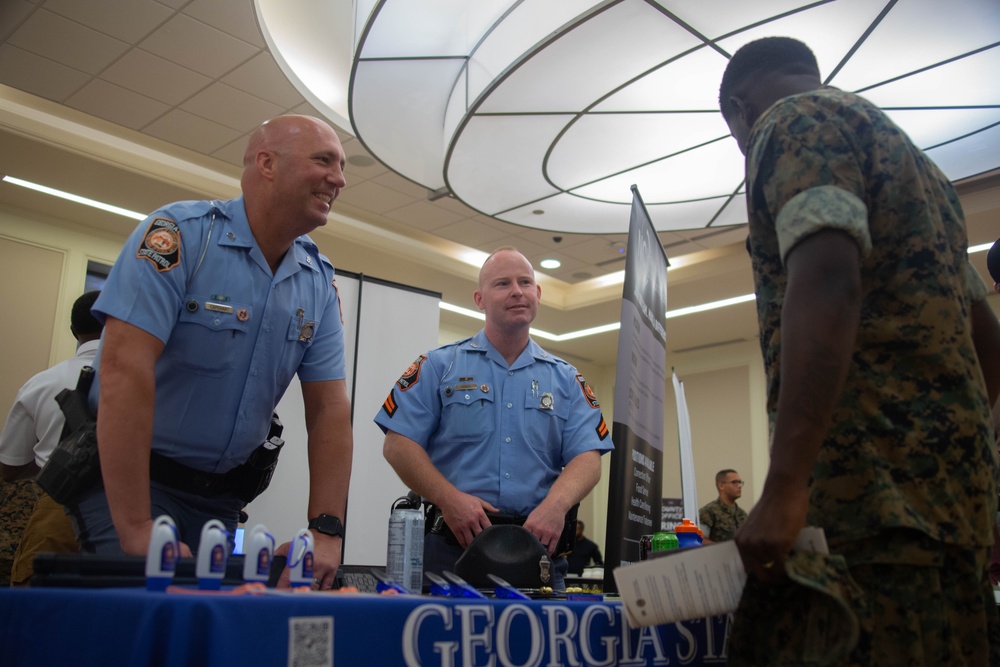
613;526;827;627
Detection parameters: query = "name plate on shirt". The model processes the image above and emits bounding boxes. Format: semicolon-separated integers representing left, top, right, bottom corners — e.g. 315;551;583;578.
205;302;234;314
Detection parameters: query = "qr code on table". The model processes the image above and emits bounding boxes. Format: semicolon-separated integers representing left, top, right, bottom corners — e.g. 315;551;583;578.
288;616;333;667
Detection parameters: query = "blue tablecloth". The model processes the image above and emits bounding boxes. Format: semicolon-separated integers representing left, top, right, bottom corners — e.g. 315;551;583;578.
0;586;730;666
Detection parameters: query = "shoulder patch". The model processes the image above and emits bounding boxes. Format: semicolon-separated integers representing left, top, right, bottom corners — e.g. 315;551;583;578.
576;374;600;409
397;355;427;391
137;217;181;272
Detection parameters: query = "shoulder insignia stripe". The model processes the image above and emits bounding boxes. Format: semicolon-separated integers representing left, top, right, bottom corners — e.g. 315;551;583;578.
383;389;397;417
596;416;609;440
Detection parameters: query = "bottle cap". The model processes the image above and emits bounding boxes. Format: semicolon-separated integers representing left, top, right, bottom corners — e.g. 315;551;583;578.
674;518;703;536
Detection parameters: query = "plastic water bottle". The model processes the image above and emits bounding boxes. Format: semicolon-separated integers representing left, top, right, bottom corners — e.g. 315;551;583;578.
242;524;275;584
196;519;229;590
652;531;679;552
386;493;424;593
288;528;315;588
675;518;704;548
146;515;179;591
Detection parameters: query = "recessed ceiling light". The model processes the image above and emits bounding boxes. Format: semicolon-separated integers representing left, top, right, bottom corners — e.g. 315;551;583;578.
540;258;561;270
2;175;146;220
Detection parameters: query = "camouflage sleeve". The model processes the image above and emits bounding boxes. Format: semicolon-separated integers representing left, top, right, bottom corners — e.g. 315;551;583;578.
699;504;714;538
964;258;989;302
775;185;871;266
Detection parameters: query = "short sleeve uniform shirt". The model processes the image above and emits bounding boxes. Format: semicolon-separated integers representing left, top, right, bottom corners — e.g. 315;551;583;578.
374;330;613;515
92;197;346;473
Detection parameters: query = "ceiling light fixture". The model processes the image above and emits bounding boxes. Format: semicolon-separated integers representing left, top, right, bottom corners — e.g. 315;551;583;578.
260;0;1000;243
2;176;146;220
540;259;562;269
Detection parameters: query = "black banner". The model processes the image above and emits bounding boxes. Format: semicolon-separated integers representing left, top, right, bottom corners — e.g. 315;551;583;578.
604;187;669;592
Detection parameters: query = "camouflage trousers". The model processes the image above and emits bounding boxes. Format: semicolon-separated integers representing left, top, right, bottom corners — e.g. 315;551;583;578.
0;479;39;586
729;528;1000;666
11;491;79;586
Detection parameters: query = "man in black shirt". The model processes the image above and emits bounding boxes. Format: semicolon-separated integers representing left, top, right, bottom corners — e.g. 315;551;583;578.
567;520;603;575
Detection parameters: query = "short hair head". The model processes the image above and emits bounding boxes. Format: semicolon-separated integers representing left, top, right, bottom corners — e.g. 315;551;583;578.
719;37;820;117
478;246;528;290
71;291;103;337
715;469;738;486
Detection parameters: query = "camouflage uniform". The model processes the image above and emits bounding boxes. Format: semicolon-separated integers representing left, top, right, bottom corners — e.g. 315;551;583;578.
731;87;1000;665
698;498;746;542
0;479;38;586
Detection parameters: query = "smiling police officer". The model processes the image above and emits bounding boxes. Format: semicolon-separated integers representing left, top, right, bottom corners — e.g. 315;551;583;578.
71;115;354;590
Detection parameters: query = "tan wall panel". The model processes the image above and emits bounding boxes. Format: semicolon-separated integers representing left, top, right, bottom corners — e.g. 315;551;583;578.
0;236;64;415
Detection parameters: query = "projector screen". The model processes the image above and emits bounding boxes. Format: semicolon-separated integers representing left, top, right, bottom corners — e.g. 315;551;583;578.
243;271;441;565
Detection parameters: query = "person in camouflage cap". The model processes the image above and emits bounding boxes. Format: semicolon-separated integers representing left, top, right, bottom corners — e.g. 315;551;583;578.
699;469;747;543
719;37;1000;665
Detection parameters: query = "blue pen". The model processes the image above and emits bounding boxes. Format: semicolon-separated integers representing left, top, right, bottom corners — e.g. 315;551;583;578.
424;571;452;597
372;567;412;594
488;574;530;600
442;571;487;599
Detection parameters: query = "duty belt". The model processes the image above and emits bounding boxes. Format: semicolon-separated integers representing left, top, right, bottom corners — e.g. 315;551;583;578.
148;413;284;503
149;451;240;498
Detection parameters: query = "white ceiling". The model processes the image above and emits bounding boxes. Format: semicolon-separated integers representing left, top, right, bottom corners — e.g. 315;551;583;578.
341;0;1000;234
0;0;997;368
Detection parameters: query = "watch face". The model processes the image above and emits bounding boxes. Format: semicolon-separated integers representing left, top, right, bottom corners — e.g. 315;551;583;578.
310;515;343;537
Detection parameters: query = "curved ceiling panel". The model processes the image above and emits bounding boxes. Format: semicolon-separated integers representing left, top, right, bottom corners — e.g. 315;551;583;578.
261;0;1000;235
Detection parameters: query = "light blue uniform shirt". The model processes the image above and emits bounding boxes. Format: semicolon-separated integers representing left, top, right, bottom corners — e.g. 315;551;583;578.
375;330;613;515
91;197;345;473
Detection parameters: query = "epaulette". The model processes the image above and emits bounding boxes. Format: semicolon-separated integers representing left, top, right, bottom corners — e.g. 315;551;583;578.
149;199;228;225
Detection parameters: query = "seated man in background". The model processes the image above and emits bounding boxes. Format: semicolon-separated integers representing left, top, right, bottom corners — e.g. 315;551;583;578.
0;291;102;585
376;247;614;591
566;519;603;575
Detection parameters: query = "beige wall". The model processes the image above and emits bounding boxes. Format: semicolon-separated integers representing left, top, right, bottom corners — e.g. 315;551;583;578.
0;205;123;412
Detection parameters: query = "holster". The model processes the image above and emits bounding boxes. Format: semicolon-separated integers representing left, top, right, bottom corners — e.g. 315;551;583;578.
427;503;578;556
231;413;284;502
36;367;101;505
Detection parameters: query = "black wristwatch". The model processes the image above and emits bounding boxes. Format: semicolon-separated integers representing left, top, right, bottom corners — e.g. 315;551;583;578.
308;514;345;538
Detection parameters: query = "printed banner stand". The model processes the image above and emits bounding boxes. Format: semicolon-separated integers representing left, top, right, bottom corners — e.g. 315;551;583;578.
603;186;669;592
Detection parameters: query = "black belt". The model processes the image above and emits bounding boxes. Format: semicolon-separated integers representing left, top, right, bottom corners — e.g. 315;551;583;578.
147;413;283;503
149;451;240;498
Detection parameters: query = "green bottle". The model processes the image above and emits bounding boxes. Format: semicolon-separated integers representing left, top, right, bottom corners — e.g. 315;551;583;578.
651;531;678;552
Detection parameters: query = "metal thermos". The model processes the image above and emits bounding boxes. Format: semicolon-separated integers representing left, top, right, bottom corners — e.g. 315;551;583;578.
386;492;424;593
